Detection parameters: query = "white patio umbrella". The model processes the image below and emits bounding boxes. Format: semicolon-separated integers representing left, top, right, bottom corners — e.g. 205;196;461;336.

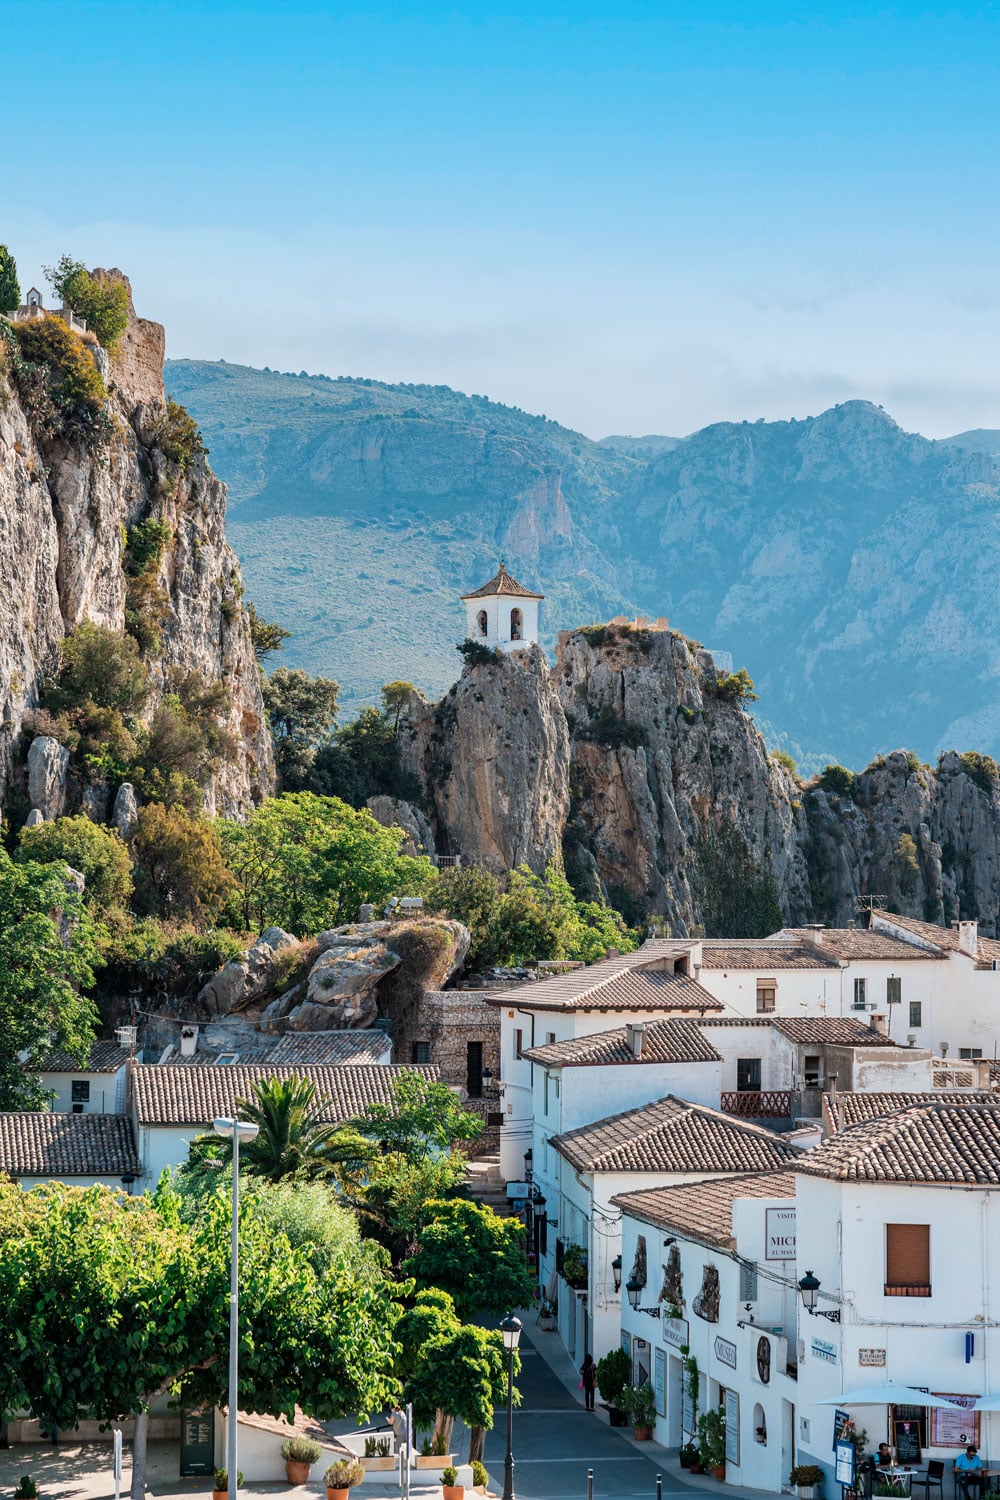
972;1396;1000;1411
818;1385;965;1407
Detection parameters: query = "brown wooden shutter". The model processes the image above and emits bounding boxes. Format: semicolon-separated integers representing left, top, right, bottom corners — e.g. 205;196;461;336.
886;1224;930;1293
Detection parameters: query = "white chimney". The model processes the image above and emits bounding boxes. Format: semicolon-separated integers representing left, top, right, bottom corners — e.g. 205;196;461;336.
953;920;979;958
870;1014;887;1036
179;1024;199;1058
802;924;825;947
627;1022;646;1058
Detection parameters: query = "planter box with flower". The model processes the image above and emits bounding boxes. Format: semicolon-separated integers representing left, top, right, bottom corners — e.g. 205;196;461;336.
622;1381;657;1440
790;1464;825;1500
596;1347;631;1427
361;1435;396;1473
416;1434;456;1471
538;1300;556;1331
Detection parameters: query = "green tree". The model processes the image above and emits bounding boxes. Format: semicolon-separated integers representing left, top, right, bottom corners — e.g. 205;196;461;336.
248;603;291;662
130;803;234;922
402;1199;534;1322
0;245;19;314
263;668;339;789
0;1180;403;1500
44;257;130;350
425;866;504;967
355;1074;483;1162
694;820;784;938
314;705;422;806
407;1323;521;1463
381;681;415;729
16;815;133;914
219;792;436;934
43;621;149;716
0;850;99;1106
184;1076;374;1184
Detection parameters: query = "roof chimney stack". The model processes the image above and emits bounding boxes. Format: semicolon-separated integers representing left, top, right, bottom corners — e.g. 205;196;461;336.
627;1022;646;1058
952;919;979;958
802;924;826;948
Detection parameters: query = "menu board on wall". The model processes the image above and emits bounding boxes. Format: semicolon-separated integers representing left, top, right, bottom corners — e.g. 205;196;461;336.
930;1400;980;1449
892;1421;922;1465
655;1348;666;1418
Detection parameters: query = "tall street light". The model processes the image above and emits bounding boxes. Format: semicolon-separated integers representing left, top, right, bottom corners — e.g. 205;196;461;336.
213;1116;260;1500
500;1313;521;1500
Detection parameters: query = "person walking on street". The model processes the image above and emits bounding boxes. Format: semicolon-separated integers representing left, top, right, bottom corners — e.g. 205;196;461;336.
580;1353;596;1411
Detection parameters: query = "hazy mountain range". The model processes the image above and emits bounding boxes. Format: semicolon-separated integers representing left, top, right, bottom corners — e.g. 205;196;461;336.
165;358;1000;773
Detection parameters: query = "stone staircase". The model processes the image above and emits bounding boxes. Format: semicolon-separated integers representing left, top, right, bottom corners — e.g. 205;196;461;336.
464;1152;511;1216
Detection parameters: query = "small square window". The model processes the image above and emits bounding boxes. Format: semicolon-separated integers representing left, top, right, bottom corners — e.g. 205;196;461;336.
71;1080;90;1103
853;978;867;1010
546;1032;556;1046
960;1047;983;1061
756;982;776;1014
514;1028;524;1060
887;976;902;1005
909;1001;922;1028
412;1041;431;1064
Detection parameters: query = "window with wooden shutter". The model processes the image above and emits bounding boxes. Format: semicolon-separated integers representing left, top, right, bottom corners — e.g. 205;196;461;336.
756;982;776;1014
885;1224;930;1296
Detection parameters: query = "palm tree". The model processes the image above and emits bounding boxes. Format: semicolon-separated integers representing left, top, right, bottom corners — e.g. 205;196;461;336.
234;1075;372;1183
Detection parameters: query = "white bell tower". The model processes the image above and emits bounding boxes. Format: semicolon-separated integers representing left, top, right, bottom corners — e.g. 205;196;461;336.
461;563;543;653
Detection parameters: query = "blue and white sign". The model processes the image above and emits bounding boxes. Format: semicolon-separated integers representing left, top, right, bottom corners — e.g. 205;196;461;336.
811;1337;838;1365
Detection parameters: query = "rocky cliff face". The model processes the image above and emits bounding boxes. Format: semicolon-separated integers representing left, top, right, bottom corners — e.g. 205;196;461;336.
401;627;1000;937
0;274;272;815
400;644;570;874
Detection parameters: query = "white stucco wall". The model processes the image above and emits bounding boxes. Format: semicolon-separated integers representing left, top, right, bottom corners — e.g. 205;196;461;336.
40;1066;125;1113
464;594;540;651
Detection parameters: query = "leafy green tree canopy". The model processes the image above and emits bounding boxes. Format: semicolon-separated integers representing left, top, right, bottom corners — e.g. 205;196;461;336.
0;245;19;314
402;1199;534;1322
43;621;149;716
263;668;339;789
248;603;291;661
130;803;234;922
17;815;133;914
355;1074;483;1161
45;257;130;350
219;791;436;934
0;850;99;1108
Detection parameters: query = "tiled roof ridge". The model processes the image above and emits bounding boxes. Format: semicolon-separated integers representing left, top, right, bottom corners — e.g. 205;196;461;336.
555;1092;798;1151
461;563;544;600
522;1018;723;1067
798;1096;1000;1181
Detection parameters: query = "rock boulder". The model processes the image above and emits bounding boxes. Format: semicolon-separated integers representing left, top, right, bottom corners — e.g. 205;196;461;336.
27;736;70;820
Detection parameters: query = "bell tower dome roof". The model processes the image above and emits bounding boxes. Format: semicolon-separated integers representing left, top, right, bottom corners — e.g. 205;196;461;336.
461;562;544;601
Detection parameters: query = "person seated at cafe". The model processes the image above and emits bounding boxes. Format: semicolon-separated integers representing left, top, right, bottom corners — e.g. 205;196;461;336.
956;1444;987;1496
874;1444;893;1470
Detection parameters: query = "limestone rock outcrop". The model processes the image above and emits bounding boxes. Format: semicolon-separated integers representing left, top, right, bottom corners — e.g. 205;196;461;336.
198;928;299;1016
27;735;70;820
111;782;139;839
287;925;403;1030
399;645;569;874
0;272;272;816
366;795;436;858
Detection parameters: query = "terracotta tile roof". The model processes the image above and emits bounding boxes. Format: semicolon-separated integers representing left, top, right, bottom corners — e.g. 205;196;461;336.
0;1112;140;1178
133;1063;439;1127
484;941;722;1014
522;1020;722;1068
826;1090;997;1131
776;927;946;961
700;942;839;971
262;1031;392;1065
461;563;544;600
552;1095;799;1174
869;912;1000;962
37;1041;130;1074
796;1099;1000;1183
698;1017;897;1047
611;1170;797;1247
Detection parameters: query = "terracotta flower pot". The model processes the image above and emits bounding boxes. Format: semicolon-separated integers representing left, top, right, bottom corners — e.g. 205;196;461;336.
443;1486;465;1500
690;1463;705;1474
327;1489;351;1500
712;1463;726;1481
286;1458;311;1483
213;1491;227;1500
633;1424;653;1440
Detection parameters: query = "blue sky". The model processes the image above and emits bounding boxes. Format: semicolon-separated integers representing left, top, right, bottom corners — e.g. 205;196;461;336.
4;1;1000;437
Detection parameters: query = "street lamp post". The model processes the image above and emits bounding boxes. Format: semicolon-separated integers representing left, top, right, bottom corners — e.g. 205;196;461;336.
500;1313;521;1500
213;1116;260;1500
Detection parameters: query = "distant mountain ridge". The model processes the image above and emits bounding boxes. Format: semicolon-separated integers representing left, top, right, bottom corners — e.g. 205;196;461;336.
165;359;1000;771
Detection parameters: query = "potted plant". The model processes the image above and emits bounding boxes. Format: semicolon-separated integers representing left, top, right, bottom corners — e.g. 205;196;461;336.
13;1480;38;1500
281;1435;323;1485
212;1469;243;1500
874;1485;909;1498
622;1381;656;1440
538;1300;556;1331
362;1435;395;1472
562;1245;588;1290
679;1443;699;1470
416;1433;455;1470
471;1460;489;1494
790;1464;825;1499
326;1459;366;1500
596;1347;631;1426
698;1406;727;1480
441;1465;464;1500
